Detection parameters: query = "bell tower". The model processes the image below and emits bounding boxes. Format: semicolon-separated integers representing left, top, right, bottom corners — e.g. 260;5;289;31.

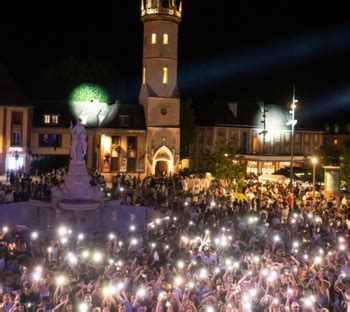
139;0;182;176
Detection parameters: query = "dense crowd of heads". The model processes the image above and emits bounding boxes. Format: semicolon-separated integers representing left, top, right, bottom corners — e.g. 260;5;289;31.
0;173;350;311
0;169;66;203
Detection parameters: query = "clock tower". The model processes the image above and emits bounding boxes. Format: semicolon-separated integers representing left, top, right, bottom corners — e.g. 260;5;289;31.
139;0;182;176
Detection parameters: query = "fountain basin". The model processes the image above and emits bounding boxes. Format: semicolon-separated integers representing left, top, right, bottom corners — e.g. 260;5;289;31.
58;199;100;211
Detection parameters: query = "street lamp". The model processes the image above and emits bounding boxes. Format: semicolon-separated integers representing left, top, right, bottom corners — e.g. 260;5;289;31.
311;156;318;205
286;85;298;199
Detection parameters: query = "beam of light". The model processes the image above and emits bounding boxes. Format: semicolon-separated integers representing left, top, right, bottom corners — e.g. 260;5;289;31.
300;86;350;121
179;27;350;92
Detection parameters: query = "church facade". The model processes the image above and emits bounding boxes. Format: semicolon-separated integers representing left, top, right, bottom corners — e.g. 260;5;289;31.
0;1;182;178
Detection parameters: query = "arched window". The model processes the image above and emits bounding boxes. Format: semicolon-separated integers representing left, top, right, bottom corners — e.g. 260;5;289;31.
142;67;146;84
162;67;168;84
163;33;168;44
151;33;157;44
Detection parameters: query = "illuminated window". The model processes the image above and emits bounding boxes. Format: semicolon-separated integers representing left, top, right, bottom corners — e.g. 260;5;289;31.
44;114;59;125
163;33;168;44
274;134;280;142
52;115;58;124
334;139;338;145
162;67;168;84
285;133;290;143
142;67;146;84
151;33;157;44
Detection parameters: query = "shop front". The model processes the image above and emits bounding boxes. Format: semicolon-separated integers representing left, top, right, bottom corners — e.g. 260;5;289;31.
5;147;26;172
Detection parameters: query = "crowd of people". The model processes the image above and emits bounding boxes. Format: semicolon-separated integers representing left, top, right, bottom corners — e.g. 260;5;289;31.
0;172;350;311
0;169;66;204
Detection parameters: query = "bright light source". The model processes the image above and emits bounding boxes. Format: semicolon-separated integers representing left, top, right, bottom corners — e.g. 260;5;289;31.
130;225;136;231
56;275;66;286
93;252;103;263
174;276;183;286
58;227;67;237
311;157;318;165
31;232;38;240
117;282;125;290
82;250;90;258
78;233;84;240
79;302;89;312
33;272;41;282
2;226;9;233
103;285;116;297
137;288;145;297
177;260;185;269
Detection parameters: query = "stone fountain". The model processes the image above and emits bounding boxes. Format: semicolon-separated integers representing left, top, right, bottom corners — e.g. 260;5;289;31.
51;119;103;229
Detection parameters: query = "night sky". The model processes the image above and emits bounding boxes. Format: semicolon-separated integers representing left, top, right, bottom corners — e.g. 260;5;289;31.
2;1;350;116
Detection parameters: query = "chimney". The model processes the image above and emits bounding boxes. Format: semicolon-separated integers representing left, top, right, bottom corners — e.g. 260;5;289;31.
228;102;237;118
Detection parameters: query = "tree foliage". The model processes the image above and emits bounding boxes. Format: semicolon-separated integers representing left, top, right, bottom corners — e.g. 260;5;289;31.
202;142;246;190
341;136;350;186
69;83;110;103
180;98;196;158
318;144;340;166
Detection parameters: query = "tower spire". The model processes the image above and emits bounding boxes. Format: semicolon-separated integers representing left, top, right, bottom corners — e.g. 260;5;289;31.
141;0;182;18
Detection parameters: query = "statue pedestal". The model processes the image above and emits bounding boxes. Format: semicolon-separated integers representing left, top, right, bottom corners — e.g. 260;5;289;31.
62;161;95;200
53;160;103;230
52;120;104;230
58;199;101;228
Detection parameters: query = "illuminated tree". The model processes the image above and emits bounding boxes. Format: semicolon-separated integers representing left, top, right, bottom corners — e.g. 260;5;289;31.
319;144;340;166
202;142;246;191
341;132;350;187
69;83;109;103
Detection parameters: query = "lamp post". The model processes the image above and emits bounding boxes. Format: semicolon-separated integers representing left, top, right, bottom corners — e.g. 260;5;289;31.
311;156;318;205
287;85;298;203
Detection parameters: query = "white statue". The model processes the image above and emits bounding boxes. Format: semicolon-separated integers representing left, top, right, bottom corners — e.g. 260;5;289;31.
70;119;87;162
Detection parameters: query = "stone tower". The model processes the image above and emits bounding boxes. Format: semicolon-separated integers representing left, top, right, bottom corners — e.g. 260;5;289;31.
139;0;182;176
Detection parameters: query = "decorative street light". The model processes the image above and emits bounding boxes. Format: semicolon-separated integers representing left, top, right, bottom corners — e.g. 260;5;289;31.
286;85;298;205
311;156;318;205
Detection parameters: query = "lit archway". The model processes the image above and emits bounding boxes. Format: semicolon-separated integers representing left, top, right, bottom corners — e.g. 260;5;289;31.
152;145;174;176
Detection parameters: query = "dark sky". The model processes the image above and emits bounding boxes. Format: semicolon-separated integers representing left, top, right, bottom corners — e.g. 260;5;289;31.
2;1;350;113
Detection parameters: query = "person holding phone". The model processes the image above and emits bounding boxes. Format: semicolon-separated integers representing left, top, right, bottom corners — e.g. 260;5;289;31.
0;293;13;312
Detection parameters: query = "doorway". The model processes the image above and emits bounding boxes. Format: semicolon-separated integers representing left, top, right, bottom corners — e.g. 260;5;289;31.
155;160;169;176
152;145;174;176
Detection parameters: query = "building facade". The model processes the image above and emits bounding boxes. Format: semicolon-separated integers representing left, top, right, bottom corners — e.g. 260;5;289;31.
0;1;182;178
190;101;323;174
0;65;33;173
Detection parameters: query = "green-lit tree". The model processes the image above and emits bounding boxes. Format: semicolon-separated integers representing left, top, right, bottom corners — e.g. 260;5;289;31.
341;135;350;187
319;144;341;166
202;142;246;191
180;98;196;158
